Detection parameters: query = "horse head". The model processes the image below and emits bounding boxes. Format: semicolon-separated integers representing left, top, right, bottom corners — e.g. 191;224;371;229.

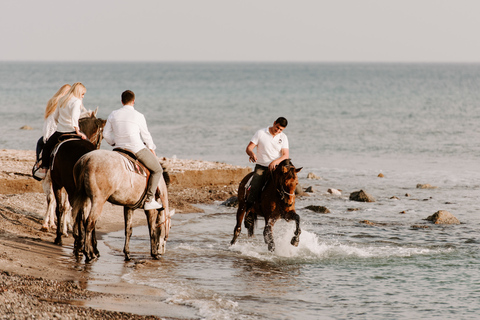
79;114;106;149
274;159;302;209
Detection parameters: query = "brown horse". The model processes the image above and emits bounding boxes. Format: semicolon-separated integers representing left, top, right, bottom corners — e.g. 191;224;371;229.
230;159;302;252
50;114;106;246
72;149;174;262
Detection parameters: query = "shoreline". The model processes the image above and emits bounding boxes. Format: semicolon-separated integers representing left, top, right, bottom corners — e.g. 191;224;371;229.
0;149;250;319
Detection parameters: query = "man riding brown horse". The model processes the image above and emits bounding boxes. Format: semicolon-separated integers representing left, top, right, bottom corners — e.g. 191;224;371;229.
245;117;290;214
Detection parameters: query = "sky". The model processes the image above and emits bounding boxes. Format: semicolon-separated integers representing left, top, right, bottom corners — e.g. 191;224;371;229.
1;0;480;62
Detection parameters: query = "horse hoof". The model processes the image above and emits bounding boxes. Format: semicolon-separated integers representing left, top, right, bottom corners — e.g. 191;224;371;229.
291;237;300;247
40;226;49;232
54;238;62;246
152;254;161;260
124;255;132;261
268;243;275;252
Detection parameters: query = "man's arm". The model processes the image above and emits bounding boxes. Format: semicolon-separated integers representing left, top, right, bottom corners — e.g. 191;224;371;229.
246;142;257;163
103;117;115;146
268;148;289;171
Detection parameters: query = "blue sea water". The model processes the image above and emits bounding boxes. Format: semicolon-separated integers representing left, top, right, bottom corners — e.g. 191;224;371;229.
1;62;480;319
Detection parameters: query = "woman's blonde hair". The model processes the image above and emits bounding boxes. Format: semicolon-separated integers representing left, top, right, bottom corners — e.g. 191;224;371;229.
44;84;71;119
58;82;87;109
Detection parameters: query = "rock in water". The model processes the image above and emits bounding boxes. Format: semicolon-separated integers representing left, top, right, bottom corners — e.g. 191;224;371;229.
349;190;375;202
222;196;238;207
426;210;460;224
305;205;330;214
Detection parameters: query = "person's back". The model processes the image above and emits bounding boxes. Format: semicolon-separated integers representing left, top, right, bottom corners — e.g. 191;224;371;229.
104;106;154;153
103;90;163;211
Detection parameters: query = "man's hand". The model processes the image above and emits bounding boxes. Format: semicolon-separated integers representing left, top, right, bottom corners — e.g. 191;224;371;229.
269;159;280;171
249;154;257;163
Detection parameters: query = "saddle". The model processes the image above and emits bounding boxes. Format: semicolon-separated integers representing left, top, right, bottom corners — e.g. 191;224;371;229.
113;148;157;210
50;137;84;170
113;148;150;178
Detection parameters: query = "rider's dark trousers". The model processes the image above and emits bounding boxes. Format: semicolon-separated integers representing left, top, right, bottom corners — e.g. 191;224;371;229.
246;164;268;208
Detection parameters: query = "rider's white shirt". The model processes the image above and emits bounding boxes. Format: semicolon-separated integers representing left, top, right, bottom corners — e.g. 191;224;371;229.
103;104;156;154
250;127;289;167
54;97;83;133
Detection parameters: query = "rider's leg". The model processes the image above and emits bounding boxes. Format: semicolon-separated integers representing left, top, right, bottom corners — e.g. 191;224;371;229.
245;164;267;210
136;148;163;209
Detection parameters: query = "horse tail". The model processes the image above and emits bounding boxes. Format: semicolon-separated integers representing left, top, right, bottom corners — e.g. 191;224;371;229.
72;155;90;223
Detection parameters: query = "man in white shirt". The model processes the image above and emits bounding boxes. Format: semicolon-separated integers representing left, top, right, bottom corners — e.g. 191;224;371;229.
245;117;289;210
103;90;163;210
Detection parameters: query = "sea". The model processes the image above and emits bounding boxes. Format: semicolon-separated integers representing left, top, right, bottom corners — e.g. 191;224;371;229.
1;62;479;319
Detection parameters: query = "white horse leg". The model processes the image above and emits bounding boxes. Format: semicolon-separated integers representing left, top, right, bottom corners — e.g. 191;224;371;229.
123;207;134;261
41;171;56;231
60;194;71;236
156;176;174;254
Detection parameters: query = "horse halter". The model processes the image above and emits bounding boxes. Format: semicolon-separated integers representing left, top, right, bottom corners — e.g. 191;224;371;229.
89;124;104;149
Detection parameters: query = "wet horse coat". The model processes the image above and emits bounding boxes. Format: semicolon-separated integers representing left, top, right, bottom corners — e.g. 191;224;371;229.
231;159;302;251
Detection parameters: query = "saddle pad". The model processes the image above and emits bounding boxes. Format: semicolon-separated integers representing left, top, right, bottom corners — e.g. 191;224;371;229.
115;151;148;177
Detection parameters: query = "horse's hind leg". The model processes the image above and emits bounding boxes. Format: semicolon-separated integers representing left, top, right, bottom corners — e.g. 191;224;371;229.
263;219;276;252
41;173;55;231
231;204;247;245
123;207;134;261
83;199;104;262
53;187;68;245
245;209;256;238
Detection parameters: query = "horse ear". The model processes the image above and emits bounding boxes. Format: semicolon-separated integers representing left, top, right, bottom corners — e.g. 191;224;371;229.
92;107;98;117
295;167;303;173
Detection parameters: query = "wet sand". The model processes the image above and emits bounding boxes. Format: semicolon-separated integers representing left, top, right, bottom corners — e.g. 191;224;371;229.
0;149;249;319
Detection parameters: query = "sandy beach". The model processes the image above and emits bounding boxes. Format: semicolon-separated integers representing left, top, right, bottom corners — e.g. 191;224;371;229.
0;149;250;319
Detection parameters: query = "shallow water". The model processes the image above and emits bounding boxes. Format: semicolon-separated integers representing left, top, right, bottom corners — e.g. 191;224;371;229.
3;62;480;319
91;161;480;319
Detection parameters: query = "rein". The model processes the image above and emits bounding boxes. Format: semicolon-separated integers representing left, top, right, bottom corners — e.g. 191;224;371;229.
89;125;104;149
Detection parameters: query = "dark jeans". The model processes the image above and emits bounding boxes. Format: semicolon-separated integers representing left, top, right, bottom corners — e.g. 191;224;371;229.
246;164;268;206
35;137;44;162
42;131;75;169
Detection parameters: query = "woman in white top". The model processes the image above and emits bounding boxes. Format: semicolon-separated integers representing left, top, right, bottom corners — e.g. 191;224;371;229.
40;82;88;173
35;84;71;163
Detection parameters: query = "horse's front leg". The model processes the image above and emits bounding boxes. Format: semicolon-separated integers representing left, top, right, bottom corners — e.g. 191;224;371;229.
287;210;301;247
123;207;134;261
156;208;167;255
263;218;277;252
145;208;160;259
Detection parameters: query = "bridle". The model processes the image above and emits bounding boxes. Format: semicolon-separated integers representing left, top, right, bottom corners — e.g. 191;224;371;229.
89;123;104;149
275;165;297;207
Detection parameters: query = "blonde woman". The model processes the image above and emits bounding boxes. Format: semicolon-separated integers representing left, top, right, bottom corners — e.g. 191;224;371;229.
39;82;88;176
35;84;71;163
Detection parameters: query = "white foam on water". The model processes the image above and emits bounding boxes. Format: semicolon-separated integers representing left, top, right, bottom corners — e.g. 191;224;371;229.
229;220;454;263
122;271;254;320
